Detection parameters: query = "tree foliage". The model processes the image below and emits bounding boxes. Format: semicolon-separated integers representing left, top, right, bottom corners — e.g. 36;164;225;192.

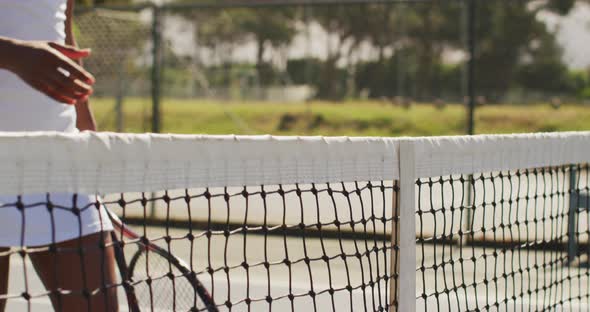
163;1;588;101
75;0;134;5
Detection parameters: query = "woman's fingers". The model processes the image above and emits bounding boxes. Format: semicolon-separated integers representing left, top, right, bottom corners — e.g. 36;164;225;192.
47;72;93;97
43;85;79;105
53;57;95;85
6;40;96;104
28;78;77;105
26;64;92;104
48;42;91;60
45;43;95;84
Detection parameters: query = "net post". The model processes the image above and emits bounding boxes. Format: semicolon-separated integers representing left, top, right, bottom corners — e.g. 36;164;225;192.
568;165;578;264
462;175;474;245
392;140;416;311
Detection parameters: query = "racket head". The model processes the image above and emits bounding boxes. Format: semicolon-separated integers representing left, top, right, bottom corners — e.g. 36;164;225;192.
107;210;217;312
125;242;216;312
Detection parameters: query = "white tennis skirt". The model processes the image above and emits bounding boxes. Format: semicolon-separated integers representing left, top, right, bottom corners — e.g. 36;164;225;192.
0;193;113;247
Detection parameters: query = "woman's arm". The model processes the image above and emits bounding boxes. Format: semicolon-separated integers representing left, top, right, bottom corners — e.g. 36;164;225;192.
65;0;97;131
0;36;94;105
0;37;22;70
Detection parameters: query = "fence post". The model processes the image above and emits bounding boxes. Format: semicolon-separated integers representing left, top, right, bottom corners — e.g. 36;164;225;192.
463;0;477;241
115;65;125;132
466;0;476;135
150;5;162;219
151;5;162;134
395;3;406;102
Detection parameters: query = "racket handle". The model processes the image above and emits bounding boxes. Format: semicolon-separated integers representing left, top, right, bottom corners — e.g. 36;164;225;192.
111;231;141;312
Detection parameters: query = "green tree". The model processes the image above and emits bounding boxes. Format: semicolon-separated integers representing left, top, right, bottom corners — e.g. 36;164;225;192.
473;1;577;98
174;5;297;86
235;8;297;84
75;0;134;5
165;1;585;101
516;31;570;94
353;1;580;101
400;3;463;98
311;5;384;99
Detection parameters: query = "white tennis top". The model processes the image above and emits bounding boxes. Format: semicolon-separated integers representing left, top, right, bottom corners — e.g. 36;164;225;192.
0;0;111;246
0;0;77;132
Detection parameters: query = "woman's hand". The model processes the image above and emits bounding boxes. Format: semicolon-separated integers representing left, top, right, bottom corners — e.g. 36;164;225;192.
1;39;95;105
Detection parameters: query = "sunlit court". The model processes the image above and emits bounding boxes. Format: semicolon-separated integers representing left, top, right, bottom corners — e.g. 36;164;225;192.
0;0;589;311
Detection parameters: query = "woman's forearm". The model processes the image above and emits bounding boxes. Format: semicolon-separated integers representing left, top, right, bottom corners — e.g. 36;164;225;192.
0;36;21;71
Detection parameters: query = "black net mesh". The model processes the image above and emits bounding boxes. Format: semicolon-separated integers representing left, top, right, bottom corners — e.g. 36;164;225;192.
0;182;397;311
416;164;590;311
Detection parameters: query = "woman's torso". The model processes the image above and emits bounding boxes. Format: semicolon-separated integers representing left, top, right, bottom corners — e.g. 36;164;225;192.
0;0;76;132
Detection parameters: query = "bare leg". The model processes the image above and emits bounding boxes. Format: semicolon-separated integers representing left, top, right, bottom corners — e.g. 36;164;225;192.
29;232;118;312
0;248;9;312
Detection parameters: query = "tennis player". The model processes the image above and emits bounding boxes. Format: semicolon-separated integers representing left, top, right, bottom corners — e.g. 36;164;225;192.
0;0;117;311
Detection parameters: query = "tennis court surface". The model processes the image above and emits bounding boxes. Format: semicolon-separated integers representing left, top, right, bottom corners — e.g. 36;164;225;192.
1;131;589;311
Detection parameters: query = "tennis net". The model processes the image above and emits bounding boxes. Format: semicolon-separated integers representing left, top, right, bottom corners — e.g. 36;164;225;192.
0;131;588;311
407;135;590;312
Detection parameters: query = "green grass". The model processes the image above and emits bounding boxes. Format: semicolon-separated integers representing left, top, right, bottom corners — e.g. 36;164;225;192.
91;97;590;136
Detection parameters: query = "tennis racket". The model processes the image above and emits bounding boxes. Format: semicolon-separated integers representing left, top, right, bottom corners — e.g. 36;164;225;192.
106;209;218;312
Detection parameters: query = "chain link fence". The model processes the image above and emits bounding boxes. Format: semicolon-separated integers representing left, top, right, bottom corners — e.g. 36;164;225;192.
75;6;154;132
75;0;590;134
